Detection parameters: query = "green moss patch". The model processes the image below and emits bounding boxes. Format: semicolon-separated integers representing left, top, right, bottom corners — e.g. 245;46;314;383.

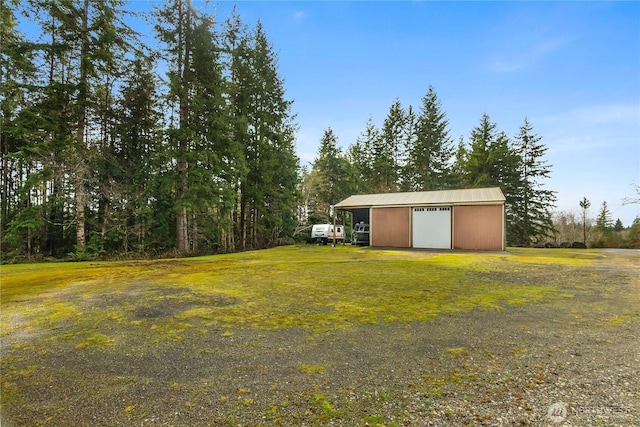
2;246;637;344
1;245;614;337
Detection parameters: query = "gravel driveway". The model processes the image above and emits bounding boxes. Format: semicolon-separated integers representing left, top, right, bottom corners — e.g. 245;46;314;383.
1;250;638;426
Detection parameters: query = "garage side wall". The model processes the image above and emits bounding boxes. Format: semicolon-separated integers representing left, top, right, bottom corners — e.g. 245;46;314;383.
453;205;504;250
371;207;411;247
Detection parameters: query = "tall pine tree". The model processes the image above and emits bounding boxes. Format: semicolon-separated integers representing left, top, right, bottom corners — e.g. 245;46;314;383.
348;117;379;194
156;0;229;254
0;0;40;258
595;201;613;230
373;99;406;192
224;18;299;249
404;87;454;191
245;21;299;248
113;56;163;253
510;118;556;245
311;128;349;222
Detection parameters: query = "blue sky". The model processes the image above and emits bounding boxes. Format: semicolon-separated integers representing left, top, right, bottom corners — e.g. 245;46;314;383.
209;1;638;226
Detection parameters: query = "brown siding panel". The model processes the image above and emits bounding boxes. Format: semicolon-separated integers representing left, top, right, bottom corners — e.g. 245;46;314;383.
371;207;411;247
453;205;504;250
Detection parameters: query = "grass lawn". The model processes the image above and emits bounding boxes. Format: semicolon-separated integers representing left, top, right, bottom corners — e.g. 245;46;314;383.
1;245;574;335
1;245;638;426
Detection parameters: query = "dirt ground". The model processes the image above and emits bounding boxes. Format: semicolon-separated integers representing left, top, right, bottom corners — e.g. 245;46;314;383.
1;250;639;426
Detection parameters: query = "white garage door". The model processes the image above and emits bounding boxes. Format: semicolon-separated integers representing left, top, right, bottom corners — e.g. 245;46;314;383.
412;207;452;249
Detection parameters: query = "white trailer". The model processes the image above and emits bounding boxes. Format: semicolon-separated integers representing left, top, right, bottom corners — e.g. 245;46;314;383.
311;224;344;245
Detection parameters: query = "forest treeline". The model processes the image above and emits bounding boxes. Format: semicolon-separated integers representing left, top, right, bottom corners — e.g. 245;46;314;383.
2;1;637;262
2;0;300;260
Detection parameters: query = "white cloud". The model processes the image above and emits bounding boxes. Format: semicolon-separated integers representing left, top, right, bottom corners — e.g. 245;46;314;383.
565;104;640;125
545;135;608;155
537;102;640;154
489;38;566;73
292;10;306;23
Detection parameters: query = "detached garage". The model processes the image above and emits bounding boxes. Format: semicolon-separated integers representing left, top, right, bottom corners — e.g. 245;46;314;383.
335;187;506;251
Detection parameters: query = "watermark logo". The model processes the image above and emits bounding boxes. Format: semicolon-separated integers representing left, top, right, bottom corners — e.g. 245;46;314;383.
547;402;568;423
546;402;631;423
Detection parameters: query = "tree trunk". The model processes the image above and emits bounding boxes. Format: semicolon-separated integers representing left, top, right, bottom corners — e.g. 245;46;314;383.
75;0;90;250
177;204;188;253
50;177;64;257
239;185;247;250
76;186;86;248
0;141;9;238
175;0;191;255
100;198;109;251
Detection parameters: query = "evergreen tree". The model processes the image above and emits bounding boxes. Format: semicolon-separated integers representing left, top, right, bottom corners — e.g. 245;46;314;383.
461;114;497;187
492;132;522;244
348;117;379;194
459;114;520;191
404;86;454;191
595;201;613;230
398;105;417;191
91;1;139;253
27;0;80;257
189;17;236;253
0;0;39;258
155;0;194;254
510;118;557;245
221;8;251;251
3;0;77;258
451;136;467;187
593;201;620;247
156;0;230;254
69;0;134;253
113;57;163;253
311;128;349;222
614;218;623;232
626;217;640;248
223;18;299;249
3;0;135;258
373;99;406;192
247;21;299;248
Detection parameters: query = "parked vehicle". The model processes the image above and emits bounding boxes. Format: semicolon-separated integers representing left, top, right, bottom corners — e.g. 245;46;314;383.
311;224;345;245
352;223;370;246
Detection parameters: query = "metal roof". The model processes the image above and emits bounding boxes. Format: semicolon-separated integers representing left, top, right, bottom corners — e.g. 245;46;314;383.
334;187;505;209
